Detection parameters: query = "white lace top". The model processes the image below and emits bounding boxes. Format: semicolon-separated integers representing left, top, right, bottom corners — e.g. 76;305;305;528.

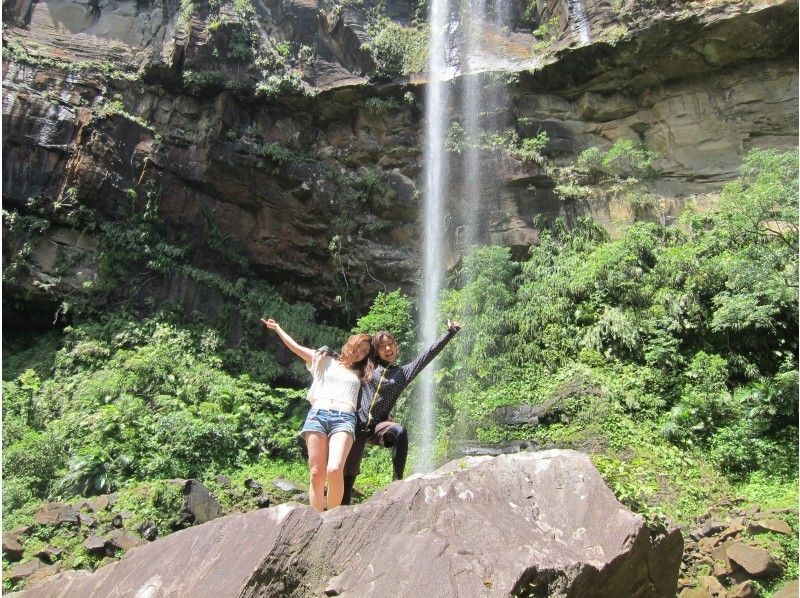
305;351;361;412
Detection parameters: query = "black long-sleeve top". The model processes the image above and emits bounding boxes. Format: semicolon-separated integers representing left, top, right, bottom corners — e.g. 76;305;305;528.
356;327;459;431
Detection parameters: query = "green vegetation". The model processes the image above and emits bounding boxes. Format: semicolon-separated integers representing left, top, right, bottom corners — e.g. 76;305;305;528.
352;290;414;347
435;148;798;525
3;39;138;81
446;122;550;164
364;17;429;80
3;148;797;592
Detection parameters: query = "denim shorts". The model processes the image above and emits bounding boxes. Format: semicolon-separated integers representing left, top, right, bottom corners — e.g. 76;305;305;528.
301;408;357;440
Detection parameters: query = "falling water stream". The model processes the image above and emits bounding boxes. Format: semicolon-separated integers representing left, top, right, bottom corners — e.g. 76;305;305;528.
417;0;451;473
417;0;589;471
568;0;592;44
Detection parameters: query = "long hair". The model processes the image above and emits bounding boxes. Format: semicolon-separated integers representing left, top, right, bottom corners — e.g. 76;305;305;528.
339;333;374;382
372;331;398;366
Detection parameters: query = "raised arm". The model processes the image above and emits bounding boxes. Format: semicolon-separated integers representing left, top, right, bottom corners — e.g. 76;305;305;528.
400;320;462;384
261;318;315;365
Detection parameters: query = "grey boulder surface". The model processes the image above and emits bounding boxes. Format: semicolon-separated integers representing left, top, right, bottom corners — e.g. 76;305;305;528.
10;450;682;597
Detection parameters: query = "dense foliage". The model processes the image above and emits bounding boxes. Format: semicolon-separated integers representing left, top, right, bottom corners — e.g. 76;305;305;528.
435;148;798;507
2;148;796;593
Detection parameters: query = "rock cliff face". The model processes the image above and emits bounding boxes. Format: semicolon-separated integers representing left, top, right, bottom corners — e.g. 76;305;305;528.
2;0;797;323
7;450;684;597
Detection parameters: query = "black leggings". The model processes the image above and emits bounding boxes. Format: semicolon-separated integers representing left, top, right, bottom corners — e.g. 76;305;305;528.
342;424;408;505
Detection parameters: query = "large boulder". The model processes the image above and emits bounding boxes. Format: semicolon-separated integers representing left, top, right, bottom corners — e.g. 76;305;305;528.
9;450;682;597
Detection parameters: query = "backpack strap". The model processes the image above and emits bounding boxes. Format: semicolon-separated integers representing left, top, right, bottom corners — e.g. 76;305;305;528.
366;368;388;430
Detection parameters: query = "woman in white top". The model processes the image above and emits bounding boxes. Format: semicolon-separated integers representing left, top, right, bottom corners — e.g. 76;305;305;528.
261;318;372;511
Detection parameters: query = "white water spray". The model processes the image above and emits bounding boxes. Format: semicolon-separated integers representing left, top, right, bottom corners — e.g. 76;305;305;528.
417;0;451;473
568;0;592;44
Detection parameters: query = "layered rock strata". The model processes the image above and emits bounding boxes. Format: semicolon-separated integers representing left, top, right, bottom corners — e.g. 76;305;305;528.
3;0;797;322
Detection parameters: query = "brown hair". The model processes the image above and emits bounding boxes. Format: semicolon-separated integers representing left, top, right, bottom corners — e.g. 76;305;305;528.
372;331;398;364
339;333;374;382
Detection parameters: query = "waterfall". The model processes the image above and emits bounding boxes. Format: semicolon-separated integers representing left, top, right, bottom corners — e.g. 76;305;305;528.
417;0;452;473
568;0;592;44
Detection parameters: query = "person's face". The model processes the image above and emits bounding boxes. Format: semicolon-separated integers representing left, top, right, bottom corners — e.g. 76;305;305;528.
376;338;398;364
353;340;371;362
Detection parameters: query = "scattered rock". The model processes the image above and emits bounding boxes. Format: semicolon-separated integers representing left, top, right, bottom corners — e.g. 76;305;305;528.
107;530;145;552
215;475;231;488
679;587;712;598
748;519;793;536
34;546;62;564
111;514;124;528
34;502;80;526
291;493;309;504
698;536;719;553
728;580;757;598
182;480;224;525
78;513;96;528
138;521;158;542
244;478;263;495
93;495;110;511
726;542;781;578
272;478;302;494
71;499;94;512
773;580;799;598
717;522;746;542
26;564;62;589
256;495;272;509
690;520;726;541
741;504;761;517
699;575;726;596
492;403;541;426
83;535;109;556
2;531;25;561
710;542;734;577
6;560;43;584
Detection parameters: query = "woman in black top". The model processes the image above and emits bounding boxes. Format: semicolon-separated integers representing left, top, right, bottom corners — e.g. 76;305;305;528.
342;319;462;504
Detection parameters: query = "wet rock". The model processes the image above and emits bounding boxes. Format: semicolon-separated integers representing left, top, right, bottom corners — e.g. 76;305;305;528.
9;450;684;598
748;519;793;536
726;542;781;578
492;403;541;426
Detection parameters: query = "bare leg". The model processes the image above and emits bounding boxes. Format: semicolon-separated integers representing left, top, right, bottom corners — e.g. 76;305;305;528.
325;431;354;509
305;432;328;512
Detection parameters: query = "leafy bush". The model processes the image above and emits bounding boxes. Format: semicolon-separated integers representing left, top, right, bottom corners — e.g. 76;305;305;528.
353;290;414;346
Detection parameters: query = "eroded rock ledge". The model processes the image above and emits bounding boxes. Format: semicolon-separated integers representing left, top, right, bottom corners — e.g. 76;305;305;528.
10;450;683;597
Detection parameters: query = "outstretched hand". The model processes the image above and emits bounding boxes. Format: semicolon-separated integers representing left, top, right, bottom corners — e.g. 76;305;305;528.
447;319;463;331
261;318;279;331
